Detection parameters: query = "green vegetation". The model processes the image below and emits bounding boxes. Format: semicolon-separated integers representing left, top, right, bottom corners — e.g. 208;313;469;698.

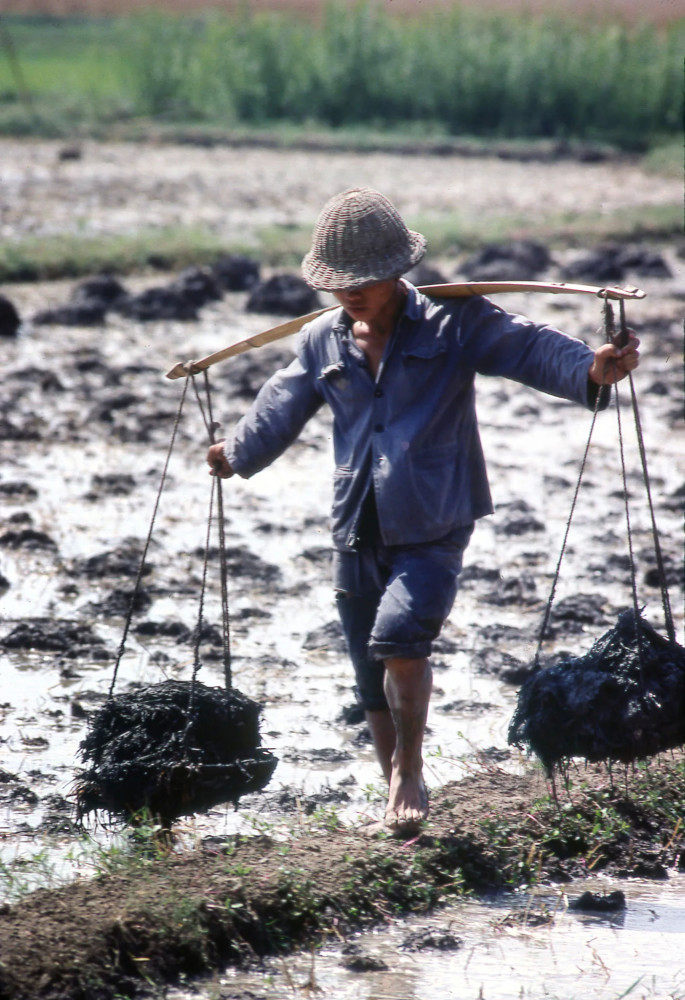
0;5;682;150
480;758;685;886
0;811;169;905
0;199;680;285
0;226;231;283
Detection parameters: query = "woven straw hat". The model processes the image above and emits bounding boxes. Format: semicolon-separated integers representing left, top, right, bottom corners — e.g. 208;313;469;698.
301;187;426;291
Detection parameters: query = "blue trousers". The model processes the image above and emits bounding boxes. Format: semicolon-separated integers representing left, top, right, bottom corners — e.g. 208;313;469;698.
333;524;473;711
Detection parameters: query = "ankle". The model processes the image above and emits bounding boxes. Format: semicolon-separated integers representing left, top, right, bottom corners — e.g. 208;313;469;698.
390;757;424;781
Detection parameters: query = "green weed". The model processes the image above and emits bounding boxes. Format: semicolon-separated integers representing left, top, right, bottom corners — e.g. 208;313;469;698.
0;811;168;904
0;7;682;151
0;848;60;903
0;226;232;282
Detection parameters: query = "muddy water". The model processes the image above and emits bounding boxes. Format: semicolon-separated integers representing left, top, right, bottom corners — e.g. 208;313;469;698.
0;141;684;993
166;874;685;999
1;288;683;799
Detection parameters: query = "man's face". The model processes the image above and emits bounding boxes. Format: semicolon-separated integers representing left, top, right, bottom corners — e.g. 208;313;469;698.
332;279;401;325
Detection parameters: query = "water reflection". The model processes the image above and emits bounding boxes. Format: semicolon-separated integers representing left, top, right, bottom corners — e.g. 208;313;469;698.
167;875;685;999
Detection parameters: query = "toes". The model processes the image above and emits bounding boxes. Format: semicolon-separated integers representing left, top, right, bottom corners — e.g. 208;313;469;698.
385;816;424;838
383;807;426;837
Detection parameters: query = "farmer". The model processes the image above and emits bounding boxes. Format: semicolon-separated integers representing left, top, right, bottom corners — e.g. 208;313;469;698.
207;187;640;835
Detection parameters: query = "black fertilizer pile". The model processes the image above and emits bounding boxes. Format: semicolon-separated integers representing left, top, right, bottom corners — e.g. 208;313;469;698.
508;611;685;771
76;680;277;824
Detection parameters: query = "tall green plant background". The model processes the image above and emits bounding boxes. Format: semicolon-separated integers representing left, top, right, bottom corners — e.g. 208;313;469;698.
0;3;682;149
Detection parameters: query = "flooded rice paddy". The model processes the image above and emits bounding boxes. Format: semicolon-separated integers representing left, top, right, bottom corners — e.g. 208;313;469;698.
0;139;683;997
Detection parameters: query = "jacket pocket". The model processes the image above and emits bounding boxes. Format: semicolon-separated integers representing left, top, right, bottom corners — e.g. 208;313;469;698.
402;341;447;364
317;357;347;382
406;442;460;519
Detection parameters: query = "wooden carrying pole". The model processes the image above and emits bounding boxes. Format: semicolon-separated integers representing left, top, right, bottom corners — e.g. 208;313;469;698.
165;280;645;380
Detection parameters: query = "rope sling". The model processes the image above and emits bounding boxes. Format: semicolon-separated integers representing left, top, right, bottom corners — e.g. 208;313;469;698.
75;370;276;826
509;298;683;772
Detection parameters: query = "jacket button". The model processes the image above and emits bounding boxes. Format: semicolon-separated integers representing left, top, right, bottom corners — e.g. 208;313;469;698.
374;423;384;432
374;388;383;397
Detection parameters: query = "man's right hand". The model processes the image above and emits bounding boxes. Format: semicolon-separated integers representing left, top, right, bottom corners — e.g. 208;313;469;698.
207;441;233;479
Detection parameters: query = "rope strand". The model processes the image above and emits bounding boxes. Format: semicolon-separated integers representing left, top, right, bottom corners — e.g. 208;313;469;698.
534;388;601;668
535;295;676;669
612;373;647;683
202;371;232;689
189;370;233;689
183;469;217;746
107;372;190;699
619;305;675;642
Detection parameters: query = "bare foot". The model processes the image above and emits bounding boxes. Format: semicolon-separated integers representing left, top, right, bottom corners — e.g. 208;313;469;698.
384;768;429;835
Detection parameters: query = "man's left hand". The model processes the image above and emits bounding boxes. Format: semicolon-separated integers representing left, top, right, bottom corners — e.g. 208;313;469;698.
588;332;640;386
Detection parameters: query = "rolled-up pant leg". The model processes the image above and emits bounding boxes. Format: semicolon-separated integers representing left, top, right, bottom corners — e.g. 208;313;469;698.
333;524;474;711
334;548;387;711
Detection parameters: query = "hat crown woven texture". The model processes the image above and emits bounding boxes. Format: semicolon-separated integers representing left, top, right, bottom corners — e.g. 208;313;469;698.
302;187;426;290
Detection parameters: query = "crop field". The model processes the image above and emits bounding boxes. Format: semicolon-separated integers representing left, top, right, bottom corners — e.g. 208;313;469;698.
1;0;682;150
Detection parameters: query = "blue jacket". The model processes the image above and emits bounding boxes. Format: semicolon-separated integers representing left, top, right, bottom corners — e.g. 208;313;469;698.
224;283;605;549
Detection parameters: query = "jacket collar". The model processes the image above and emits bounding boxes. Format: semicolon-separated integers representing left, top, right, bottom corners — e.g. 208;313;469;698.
400;279;423;322
329;279;422;340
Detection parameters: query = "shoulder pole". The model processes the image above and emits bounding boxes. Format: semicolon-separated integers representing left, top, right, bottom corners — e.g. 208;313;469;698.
165;281;645;380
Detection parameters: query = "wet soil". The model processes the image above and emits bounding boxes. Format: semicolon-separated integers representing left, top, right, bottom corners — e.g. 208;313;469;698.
1;761;684;1000
0;138;683;999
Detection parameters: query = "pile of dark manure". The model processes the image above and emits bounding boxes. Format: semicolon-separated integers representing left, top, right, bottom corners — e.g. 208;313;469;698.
76;679;277;824
508;611;685;772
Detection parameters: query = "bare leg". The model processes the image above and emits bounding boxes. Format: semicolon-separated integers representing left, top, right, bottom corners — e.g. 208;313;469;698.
365;707;395;783
382;656;431;830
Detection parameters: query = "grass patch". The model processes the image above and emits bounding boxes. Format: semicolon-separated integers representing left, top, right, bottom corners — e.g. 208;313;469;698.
377;201;685;257
0;200;679;285
0;226;234;282
642;138;684;179
523;758;685;877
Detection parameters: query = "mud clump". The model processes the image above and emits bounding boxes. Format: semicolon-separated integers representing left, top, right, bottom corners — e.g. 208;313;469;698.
508;611;685;771
460;239;552;281
246;273;321;316
70;538;151;578
0;294;21;337
569;890;626;913
0;619;110;659
76;679;277;824
400;928;464;952
0;480;39;500
0;527;57;551
211;253;261;291
560;241;673;282
83;473;137;500
81;585;153;617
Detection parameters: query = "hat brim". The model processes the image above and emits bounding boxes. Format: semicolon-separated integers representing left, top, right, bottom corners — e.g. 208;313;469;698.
302;230;426;291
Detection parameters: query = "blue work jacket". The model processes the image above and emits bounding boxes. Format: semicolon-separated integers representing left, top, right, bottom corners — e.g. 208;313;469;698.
224;282;605;549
